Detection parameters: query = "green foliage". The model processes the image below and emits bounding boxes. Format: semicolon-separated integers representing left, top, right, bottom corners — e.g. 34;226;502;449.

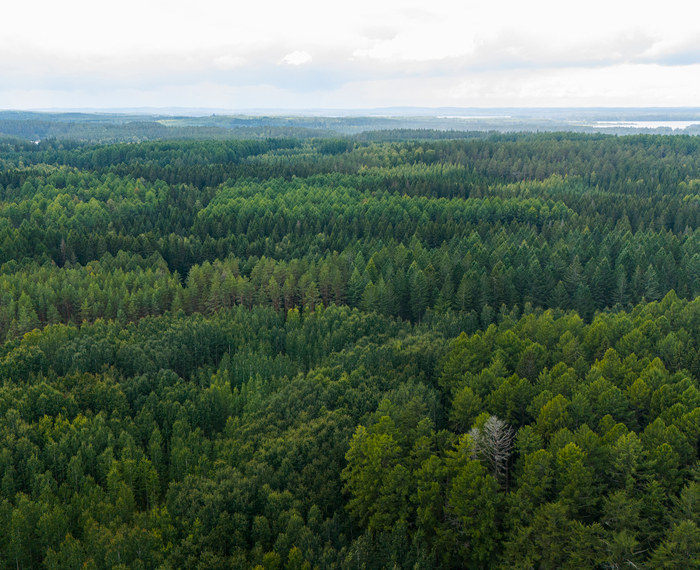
1;132;700;568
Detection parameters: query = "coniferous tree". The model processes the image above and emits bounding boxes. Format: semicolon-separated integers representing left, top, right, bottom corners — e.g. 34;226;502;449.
644;265;661;301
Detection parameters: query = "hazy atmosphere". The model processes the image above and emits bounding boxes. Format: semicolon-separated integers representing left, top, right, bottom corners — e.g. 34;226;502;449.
3;0;700;109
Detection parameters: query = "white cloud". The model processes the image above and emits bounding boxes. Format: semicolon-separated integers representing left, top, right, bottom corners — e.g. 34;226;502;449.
352;32;476;62
438;63;700;106
2;0;700;108
213;55;246;70
281;51;312;66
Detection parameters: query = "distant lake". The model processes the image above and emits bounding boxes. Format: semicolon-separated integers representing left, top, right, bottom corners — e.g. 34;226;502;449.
438;116;511;119
594;121;700;129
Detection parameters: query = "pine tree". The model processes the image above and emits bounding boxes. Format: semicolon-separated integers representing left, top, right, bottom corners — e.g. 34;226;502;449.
573;283;594;321
348;268;365;308
564;255;584;296
481;304;494;329
644;264;661;301
18;291;40;333
550;281;569;309
411;270;429;322
455;273;474;312
47;304;62;326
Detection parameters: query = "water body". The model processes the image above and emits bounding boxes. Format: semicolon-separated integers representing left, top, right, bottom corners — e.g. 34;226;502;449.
594;120;700;129
437;116;511;119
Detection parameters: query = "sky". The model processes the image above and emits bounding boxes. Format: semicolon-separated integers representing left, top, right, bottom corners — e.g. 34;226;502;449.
1;0;700;111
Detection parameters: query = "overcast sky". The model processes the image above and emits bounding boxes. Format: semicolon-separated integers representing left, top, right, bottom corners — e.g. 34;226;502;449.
2;0;700;110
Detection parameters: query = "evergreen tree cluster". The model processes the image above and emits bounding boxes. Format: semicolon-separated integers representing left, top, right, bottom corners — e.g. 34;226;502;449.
0;132;699;569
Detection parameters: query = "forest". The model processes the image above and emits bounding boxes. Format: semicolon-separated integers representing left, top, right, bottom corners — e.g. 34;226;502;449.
1;130;700;569
3;110;700;143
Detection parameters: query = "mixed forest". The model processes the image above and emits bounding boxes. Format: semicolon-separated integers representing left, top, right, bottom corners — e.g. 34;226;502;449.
1;130;700;569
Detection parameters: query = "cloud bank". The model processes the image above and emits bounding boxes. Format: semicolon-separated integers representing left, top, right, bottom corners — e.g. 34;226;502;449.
1;0;699;109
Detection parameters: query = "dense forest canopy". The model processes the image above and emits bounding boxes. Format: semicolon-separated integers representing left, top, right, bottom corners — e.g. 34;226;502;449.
1;129;700;569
